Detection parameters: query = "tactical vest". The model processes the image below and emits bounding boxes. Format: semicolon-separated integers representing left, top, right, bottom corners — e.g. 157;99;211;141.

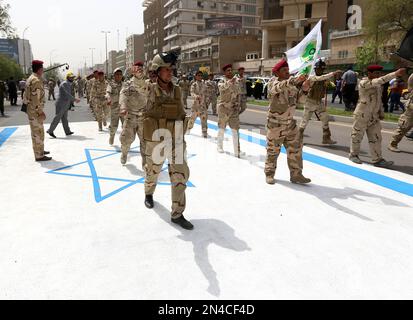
308;80;326;101
144;85;188;140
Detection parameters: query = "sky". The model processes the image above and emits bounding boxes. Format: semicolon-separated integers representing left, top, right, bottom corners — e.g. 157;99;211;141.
8;0;145;72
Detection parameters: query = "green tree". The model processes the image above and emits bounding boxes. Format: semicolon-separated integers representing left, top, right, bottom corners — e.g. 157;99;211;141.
0;54;23;80
364;0;413;44
355;41;377;72
44;63;63;82
0;0;16;38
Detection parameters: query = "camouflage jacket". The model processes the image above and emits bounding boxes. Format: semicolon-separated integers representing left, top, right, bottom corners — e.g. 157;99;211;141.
235;75;247;95
307;72;335;102
190;80;207;107
90;79;107;102
179;80;191;93
267;76;307;125
106;79;124;105
218;77;241;113
119;75;149;115
205;80;218;97
24;73;45;116
355;71;397;121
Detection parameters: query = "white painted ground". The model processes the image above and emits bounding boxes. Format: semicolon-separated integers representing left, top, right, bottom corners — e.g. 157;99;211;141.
0;121;413;300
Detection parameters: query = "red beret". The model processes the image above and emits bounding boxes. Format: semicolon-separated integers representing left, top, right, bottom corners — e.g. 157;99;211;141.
367;65;383;72
134;61;144;67
272;59;289;73
93;70;99;73
97;71;104;75
222;64;232;72
238;67;245;71
32;60;44;66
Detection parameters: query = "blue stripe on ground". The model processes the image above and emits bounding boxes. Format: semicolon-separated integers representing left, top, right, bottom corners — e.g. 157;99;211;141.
195;120;413;197
0;127;18;148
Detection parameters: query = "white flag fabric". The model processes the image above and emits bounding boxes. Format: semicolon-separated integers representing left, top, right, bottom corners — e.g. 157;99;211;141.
285;19;323;75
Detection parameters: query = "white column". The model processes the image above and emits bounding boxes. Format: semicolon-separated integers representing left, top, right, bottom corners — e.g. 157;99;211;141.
262;28;269;59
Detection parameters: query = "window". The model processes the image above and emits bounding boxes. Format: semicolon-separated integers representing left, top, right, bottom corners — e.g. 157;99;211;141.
197;13;203;19
304;25;311;36
197;1;203;8
236;5;242;11
197;25;204;32
305;4;312;19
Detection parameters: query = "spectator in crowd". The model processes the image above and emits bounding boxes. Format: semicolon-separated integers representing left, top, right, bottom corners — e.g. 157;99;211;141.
341;66;358;111
389;77;406;113
19;78;26;100
7;77;18;106
332;76;343;104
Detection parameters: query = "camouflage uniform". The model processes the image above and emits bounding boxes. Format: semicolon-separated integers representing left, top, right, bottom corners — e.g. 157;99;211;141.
217;77;242;156
300;72;336;143
119;75;149;167
389;73;413;149
24;74;46;159
265;76;308;181
77;78;85;98
48;80;56;101
86;79;93;105
144;82;189;219
205;79;219;115
90;79;108;130
178;79;191;108
187;80;208;137
236;74;248;114
350;71;398;163
106;78;124;144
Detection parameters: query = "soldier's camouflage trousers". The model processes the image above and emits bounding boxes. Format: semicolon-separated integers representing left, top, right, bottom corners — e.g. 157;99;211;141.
239;94;247;114
103;104;110;125
265;120;303;178
28;114;45;159
144;139;190;219
218;104;240;130
93;99;105;124
351;113;383;163
300;99;329;131
206;95;218;114
188;102;208;135
391;104;413;146
182;91;189;108
109;103;125;138
120;114;146;168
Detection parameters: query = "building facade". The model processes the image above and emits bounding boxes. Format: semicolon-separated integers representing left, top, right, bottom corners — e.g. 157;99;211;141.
0;38;33;74
180;35;262;75
162;0;261;53
108;50;126;74
143;0;167;62
125;34;145;69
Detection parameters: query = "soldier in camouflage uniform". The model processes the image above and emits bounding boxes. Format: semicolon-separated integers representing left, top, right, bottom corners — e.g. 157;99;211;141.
24;60;52;161
77;76;85;98
235;67;248;115
87;71;99;117
143;52;193;231
90;71;108;131
265;59;311;185
205;73;219;115
119;61;149;167
299;60;341;145
350;65;406;167
388;72;413;152
187;71;208;138
217;64;244;157
106;68;125;146
178;74;191;109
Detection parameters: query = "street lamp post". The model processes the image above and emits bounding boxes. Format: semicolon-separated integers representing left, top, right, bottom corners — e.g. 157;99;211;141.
89;48;95;70
22;26;29;74
101;31;111;75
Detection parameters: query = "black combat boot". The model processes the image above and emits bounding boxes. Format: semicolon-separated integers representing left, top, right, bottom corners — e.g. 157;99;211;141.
145;195;154;209
172;216;194;230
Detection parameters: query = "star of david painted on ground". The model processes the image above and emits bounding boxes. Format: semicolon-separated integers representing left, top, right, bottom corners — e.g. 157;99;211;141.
46;148;196;203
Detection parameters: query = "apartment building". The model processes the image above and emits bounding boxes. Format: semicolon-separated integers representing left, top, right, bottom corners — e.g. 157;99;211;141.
143;0;167;62
126;34;145;69
163;0;261;53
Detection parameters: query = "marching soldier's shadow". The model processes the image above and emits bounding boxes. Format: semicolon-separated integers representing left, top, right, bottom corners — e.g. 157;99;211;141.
277;181;410;221
246;155;410;221
153;203;251;297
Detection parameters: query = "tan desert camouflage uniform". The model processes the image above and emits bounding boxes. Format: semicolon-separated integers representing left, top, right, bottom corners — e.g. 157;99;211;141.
187;79;208;137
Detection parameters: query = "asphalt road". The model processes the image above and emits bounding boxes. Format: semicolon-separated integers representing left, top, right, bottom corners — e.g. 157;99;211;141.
1;93;412;175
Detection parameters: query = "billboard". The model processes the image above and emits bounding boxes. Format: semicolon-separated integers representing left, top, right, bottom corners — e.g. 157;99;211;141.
0;39;19;62
205;17;243;36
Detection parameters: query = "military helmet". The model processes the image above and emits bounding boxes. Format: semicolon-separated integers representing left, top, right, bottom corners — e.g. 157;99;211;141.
151;52;179;71
315;59;326;69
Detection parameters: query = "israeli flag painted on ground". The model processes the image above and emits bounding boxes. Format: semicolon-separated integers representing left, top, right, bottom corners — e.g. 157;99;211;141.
286;19;323;75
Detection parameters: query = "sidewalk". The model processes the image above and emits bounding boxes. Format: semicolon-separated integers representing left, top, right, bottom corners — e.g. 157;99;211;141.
1;119;413;299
